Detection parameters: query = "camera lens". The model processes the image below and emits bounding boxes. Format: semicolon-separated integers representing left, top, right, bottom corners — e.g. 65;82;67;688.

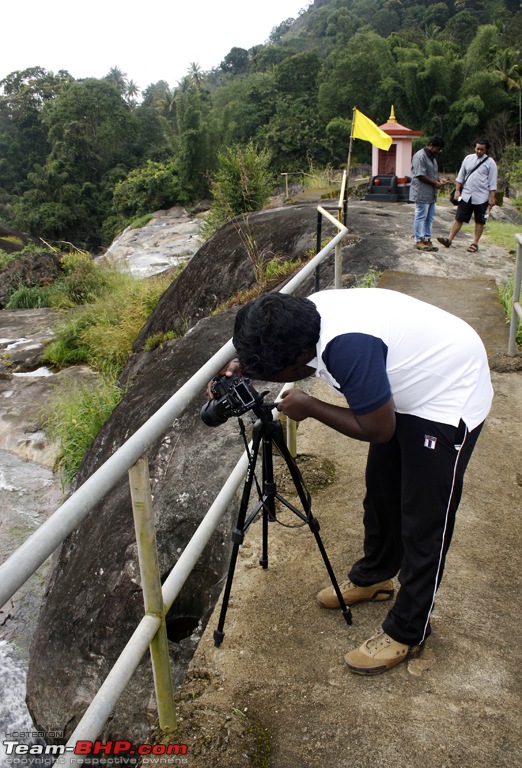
200;399;230;427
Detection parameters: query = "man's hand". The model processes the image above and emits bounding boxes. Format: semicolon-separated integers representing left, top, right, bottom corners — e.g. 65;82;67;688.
206;358;242;398
278;390;396;443
276;388;314;421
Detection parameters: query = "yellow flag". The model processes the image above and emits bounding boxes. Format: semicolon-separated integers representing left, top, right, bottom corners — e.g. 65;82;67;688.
352;108;392;151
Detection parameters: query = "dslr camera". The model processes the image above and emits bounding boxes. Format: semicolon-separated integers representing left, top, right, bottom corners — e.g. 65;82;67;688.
201;374;261;427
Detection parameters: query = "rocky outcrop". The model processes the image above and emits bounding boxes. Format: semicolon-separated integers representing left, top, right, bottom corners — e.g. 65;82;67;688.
0;308;98;465
0;224;38;254
0;250;63;309
102;206;205;279
25;203;327;747
24;197;522;747
132;204;330;350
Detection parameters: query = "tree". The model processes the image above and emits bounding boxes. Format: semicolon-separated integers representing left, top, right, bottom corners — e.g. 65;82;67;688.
489;47;522;145
443;10;480;51
104;67;128;94
220;48;250;76
212;72;278;147
42;79;139;183
274;50;321;101
269;18;296;43
175;84;214;198
125;80;140;106
112;160;187;220
318;31;397;124
203;141;273;236
187;63;204;88
9;79;140;246
0;67;71;195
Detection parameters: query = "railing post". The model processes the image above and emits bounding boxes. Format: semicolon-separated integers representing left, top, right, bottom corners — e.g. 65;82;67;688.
129;456;177;733
335;206;343;288
334;241;342;289
508;234;522;356
315;210;322;292
281;172;289;200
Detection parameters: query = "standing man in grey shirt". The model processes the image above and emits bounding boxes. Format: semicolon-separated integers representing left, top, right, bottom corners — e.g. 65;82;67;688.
409;136;448;252
438;138;497;253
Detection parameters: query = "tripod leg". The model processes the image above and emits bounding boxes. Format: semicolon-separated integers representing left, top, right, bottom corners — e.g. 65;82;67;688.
213;528;243;646
259;429;277;568
214;423;264;647
270;424;353;626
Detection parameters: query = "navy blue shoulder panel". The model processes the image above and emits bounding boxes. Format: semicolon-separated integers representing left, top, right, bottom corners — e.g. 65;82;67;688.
322;333;391;415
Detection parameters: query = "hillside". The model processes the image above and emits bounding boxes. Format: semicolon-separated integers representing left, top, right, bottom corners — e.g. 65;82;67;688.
1;0;521;249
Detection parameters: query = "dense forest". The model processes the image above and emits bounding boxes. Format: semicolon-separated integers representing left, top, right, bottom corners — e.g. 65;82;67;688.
1;0;521;249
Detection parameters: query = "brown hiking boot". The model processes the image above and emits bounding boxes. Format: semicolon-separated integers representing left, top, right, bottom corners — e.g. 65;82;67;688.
415;241;438;252
316;578;394;609
344;627;422;675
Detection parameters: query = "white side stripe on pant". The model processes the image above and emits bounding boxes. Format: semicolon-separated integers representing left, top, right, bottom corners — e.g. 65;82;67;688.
421;425;469;643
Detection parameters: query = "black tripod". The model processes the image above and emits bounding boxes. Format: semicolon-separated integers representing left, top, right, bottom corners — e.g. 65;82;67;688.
213;399;352;647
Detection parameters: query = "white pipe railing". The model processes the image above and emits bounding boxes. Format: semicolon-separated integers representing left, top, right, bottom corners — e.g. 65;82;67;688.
507;233;522;356
0;223;349;609
0;213;348;754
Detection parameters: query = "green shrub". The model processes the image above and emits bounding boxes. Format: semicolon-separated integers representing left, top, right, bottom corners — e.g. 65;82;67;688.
0;249;18;269
2;247;117;309
5;284;52;309
202;142;273;239
57;251;113;304
498;275;522;348
143;330;179;351
43;271;171;373
41;311;93;367
44;373;124;486
112;160;188;220
130;213;155;230
41;268;172;485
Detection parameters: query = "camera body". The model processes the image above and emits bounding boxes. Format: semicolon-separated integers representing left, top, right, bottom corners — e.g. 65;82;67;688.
201;374;260;427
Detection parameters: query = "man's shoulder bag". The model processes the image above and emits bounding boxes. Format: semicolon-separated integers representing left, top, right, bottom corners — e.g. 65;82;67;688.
449;156;489;206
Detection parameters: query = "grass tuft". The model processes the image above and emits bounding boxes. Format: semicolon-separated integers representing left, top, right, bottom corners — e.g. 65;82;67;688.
44;373;124;486
498;275;522;348
43;271;171;372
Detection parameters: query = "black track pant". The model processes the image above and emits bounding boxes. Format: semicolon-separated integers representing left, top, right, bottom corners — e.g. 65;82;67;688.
348;413;484;646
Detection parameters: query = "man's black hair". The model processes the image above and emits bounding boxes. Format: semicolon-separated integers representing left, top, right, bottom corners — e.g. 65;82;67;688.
233;292;321;379
475;137;490;151
428;135;445;148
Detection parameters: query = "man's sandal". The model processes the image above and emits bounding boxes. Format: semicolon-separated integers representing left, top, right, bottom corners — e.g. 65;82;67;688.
467;243;479;252
437;237;451;248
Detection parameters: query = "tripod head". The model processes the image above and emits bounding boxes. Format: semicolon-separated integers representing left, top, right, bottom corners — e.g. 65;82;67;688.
201;373;277;428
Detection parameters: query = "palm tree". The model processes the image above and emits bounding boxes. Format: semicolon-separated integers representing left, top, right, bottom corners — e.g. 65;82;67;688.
125;79;139;106
154;86;176;115
105;67;127;94
490;48;521;144
188;62;204;88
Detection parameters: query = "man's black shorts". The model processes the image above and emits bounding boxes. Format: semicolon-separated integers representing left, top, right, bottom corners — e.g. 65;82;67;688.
456;198;489;225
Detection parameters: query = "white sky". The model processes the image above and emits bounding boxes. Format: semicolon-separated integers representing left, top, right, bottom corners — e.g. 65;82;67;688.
1;1;310;92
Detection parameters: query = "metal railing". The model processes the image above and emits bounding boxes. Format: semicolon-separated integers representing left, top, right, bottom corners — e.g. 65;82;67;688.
0;206;348;758
507;233;522;356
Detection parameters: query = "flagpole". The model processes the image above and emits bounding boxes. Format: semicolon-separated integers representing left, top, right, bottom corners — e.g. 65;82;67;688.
343;107;356;225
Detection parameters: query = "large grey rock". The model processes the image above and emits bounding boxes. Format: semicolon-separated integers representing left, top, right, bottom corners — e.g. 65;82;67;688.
26;310;255;744
103;206;204;278
133;204;327;349
25;204;321;747
25;197;521;748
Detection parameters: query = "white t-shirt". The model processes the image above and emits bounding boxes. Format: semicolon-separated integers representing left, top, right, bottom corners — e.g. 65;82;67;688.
307;289;493;430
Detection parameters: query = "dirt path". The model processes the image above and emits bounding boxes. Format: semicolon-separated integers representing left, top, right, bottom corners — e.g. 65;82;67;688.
157;201;522;768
